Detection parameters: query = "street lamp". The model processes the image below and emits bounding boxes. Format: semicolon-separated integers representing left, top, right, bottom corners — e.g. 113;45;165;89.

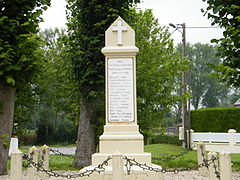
169;23;190;149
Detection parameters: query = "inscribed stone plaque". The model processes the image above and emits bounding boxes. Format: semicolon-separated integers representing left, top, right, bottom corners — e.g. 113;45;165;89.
108;58;134;122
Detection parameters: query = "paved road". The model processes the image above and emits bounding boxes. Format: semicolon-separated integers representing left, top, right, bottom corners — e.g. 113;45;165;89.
22;146;76;155
49;147;76;155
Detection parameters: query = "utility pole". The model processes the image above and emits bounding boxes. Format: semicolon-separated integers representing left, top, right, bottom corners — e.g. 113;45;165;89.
181;23;189;149
169;23;190;149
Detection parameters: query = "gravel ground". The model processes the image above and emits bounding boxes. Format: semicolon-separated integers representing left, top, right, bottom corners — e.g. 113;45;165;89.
1;171;240;180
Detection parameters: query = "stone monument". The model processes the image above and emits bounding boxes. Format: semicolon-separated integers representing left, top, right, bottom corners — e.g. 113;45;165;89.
82;17;163;180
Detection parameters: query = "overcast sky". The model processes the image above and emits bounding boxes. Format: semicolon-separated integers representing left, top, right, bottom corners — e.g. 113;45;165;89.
39;0;224;44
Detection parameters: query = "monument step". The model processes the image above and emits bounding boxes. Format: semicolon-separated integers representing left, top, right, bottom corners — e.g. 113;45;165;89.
92;153;152;166
100;134;143;141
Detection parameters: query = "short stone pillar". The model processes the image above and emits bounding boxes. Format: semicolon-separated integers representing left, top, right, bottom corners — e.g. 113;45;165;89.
10;149;22;180
27;146;39;180
228;129;236;146
208;152;219;180
219;151;232;180
41;144;49;170
9;137;18;156
197;141;208;177
40;145;49;180
112;152;124;180
179;127;184;140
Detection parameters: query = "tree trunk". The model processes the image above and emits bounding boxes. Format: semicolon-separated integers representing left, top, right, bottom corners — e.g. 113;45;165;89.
73;87;101;168
0;84;16;175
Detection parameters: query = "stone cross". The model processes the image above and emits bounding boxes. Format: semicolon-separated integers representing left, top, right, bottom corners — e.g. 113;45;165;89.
112;20;127;45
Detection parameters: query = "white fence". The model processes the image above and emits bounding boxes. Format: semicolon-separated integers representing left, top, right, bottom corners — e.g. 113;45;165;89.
188;129;240;153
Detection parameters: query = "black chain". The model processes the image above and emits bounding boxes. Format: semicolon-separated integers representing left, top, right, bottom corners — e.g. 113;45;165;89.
152;150;190;161
124;156;215;175
210;155;221;180
200;145;209;168
49;149;91;160
50;149;75;158
23;153;111;179
22;152;34;168
152;145;197;162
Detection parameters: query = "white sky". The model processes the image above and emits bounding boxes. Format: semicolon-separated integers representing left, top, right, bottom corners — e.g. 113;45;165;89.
39;0;224;44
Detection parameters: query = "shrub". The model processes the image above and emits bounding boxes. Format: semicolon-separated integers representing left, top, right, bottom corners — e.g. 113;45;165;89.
150;134;182;145
191;108;240;132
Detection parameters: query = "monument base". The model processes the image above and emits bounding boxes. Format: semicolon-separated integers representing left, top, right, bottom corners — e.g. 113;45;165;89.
92;153;151;166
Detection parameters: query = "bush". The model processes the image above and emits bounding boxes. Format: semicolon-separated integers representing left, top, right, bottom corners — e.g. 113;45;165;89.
150;134;182;145
191;108;240;132
17;129;37;146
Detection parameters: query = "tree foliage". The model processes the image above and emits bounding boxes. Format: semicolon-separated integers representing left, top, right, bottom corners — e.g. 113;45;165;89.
0;0;50;175
129;9;189;141
0;0;51;87
202;0;240;87
180;43;230;109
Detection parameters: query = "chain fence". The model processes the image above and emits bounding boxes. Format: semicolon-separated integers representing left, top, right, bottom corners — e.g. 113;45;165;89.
151;144;197;162
49;148;91;160
22;152;111;179
21;145;220;179
152;149;191;162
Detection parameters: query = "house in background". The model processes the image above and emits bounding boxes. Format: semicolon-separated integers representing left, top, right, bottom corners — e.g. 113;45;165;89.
234;99;240;108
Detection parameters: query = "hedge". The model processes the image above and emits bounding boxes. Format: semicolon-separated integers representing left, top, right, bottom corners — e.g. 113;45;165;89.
191;108;240;132
150;134;182;145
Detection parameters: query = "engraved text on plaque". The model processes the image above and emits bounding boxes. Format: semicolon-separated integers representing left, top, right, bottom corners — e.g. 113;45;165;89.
108;58;134;122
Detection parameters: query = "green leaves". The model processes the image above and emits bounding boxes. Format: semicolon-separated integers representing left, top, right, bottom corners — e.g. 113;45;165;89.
6;76;15;86
202;0;240;87
128;9;189;137
0;0;51;87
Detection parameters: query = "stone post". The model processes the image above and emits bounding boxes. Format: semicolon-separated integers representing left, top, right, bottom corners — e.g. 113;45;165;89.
9;137;19;156
197;141;208;177
187;129;194;148
219;151;232;180
41;144;49;170
10;149;22;180
40;145;49;180
27;146;39;180
179;127;184;140
228;129;236;146
112;152;124;180
208;152;219;180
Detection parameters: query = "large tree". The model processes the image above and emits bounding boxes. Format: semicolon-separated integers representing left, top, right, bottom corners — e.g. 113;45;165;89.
129;9;189;143
202;0;240;87
181;43;230;109
66;0;140;168
0;0;50;174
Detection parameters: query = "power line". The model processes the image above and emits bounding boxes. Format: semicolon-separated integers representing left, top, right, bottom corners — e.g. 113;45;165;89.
185;26;220;29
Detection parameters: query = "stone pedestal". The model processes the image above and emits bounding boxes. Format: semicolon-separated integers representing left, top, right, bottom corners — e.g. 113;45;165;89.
91;16;152;166
84;17;163;179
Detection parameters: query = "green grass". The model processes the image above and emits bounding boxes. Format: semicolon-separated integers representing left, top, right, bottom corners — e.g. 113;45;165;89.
12;143;240;171
49;155;80;171
145;144;240;171
145;144;197;169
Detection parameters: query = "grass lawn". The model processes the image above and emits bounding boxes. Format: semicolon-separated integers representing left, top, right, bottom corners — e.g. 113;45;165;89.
145;144;197;170
17;143;240;171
